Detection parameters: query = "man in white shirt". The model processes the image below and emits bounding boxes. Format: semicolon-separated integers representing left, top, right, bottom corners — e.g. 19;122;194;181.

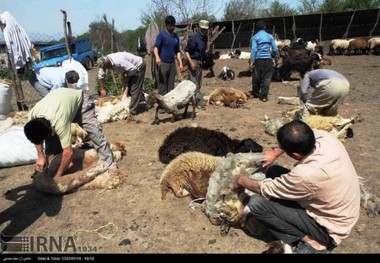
97;51;146;117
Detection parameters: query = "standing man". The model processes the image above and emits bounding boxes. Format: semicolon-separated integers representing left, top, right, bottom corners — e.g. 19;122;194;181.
298;69;350;120
235;120;360;253
250;20;279;102
24;88;118;180
29;67;80;97
153;15;183;95
97;51;146;117
184;19;209;91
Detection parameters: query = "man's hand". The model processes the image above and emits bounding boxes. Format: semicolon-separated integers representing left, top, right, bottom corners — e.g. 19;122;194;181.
100;89;107;97
263;147;284;168
36;156;47;172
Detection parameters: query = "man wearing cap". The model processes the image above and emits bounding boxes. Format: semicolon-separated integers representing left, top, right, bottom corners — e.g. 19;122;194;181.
184;19;209;91
97;51;146;117
153;15;183;96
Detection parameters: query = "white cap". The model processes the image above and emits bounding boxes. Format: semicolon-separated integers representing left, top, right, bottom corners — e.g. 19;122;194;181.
199;20;209;29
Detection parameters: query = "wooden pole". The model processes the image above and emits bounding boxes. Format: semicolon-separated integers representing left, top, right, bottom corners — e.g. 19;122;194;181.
60;10;72;59
0;19;27;110
343;10;356;39
319;13;323;42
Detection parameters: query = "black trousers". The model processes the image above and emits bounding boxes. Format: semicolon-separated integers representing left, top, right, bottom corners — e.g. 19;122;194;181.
247;165;335;249
252;59;273;99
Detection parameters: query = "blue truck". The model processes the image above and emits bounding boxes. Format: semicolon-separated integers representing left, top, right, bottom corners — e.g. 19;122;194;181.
33;38;96;70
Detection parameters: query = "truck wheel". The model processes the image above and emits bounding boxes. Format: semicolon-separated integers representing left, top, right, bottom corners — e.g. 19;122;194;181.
84;57;92;70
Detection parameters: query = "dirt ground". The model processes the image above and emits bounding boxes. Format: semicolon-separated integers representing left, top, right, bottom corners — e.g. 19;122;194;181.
0;50;380;255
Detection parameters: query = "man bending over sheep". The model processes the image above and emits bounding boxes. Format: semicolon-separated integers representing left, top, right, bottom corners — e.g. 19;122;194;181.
235;120;360;253
298;69;350;120
97;51;146;118
24;88;118;180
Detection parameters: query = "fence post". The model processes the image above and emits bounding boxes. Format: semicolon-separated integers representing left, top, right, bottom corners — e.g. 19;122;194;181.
369;8;380;36
343;10;356;39
7;55;28;111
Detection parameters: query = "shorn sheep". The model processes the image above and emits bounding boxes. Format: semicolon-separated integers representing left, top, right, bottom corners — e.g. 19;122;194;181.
33;143;127;194
146;80;197;124
158;126;263;164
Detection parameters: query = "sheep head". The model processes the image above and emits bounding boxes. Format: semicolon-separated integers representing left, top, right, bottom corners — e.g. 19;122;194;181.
146;91;161;110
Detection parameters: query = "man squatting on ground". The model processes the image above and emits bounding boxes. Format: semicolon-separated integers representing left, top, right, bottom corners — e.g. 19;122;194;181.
235;120;360;253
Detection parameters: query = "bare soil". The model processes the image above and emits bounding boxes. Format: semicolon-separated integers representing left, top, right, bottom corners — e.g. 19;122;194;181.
1;52;380;255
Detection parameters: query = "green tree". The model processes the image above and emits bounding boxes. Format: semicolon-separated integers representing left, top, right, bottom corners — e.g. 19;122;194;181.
297;0;322;14
140;0;220;29
319;0;346;13
261;0;298;17
223;0;265;21
343;0;380;10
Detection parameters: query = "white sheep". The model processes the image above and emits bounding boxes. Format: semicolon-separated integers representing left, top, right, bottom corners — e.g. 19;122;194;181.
146;80;197;124
95;94;132;124
368;37;380;55
329;39;354;55
273;34;291;51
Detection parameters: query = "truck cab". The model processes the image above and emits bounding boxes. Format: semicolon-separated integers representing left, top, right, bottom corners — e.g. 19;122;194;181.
33;39;95;70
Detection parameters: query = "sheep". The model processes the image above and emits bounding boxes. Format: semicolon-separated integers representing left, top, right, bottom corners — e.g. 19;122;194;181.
328;39;354;55
146;80;197;124
218;53;233;60
281;45;310;59
159;151;264;202
217;66;235;81
346;38;368;55
205;87;248;108
368;37;380;55
306;39;319;53
263;110;356;141
279;52;323;81
159;151;265;235
233;49;251;60
273;34;291;51
158;126;263;164
202;152;265;234
70;123;89;148
33;146;127;195
160;151;219;200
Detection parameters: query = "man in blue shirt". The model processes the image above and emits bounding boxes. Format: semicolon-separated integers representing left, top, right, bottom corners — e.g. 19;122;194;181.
29;67;79;97
250;20;279;102
184;20;209;91
153;15;183;96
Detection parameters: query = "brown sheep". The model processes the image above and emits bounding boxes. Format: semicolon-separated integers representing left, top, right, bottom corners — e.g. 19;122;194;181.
205;87;248;108
347;38;368;55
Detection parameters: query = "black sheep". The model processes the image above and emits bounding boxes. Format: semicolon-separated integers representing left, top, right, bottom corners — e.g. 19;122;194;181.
279;52;322;81
158;126;263;164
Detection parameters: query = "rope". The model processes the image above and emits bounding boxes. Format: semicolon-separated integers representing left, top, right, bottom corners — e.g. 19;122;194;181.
72;222;118;239
188;197;206;210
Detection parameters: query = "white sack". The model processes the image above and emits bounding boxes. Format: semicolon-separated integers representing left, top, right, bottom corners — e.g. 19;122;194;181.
0;126;37;167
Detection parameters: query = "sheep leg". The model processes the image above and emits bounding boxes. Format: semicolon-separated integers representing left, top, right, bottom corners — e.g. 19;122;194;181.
152;107;160;125
220;223;231;236
190;96;196;119
171;112;178;122
182;105;189;120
